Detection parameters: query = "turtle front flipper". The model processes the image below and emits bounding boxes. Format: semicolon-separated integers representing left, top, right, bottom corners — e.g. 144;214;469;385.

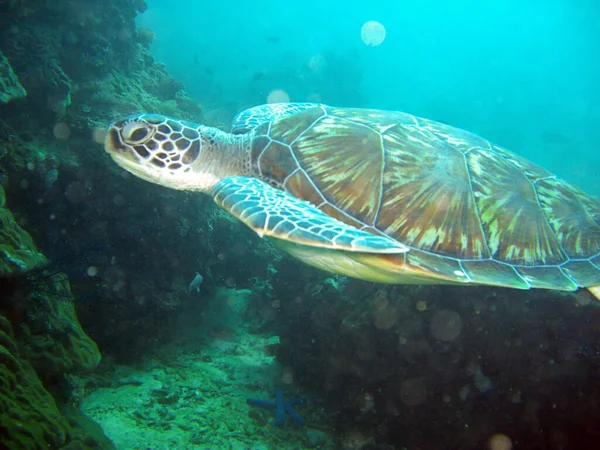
212;176;408;255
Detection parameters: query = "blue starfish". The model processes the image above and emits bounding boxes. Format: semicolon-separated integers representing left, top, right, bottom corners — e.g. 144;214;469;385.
247;388;309;427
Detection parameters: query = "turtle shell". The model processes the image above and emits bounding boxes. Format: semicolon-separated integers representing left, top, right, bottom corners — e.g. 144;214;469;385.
248;105;600;291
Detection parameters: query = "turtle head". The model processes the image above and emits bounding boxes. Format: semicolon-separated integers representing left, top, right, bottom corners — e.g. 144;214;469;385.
105;114;222;192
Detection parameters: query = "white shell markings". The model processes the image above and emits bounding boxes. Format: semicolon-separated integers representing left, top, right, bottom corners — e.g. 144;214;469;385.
361;21;386;47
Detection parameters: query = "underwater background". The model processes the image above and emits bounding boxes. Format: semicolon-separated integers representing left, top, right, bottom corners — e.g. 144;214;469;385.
141;0;600;197
1;0;600;449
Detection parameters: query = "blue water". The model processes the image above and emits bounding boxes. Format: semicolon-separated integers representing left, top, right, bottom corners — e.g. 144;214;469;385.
139;0;600;196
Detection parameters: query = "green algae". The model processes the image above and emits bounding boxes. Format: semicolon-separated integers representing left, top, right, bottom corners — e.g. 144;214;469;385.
13;272;102;380
0;51;26;104
0;199;110;448
0;198;47;276
0;315;70;449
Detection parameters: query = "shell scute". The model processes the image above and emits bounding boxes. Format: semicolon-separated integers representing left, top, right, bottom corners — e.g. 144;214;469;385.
251;105;600;290
467;148;567;265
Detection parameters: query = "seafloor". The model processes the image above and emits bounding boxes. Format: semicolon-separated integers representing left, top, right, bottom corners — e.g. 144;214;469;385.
81;287;335;449
2;1;600;450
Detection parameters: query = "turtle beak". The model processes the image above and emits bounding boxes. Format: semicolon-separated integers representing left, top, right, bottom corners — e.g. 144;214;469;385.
104;124;144;173
104;125;139;162
103;123;166;186
104;125;125;154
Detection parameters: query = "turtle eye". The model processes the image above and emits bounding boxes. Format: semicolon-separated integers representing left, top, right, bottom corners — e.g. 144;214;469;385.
122;122;154;144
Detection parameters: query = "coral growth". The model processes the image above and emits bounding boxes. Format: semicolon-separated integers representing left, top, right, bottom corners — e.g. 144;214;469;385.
0;0;209;364
0;0;201;176
0;188;47;276
0;314;112;449
0;316;70;449
7;271;101;380
1;179;107;448
0;50;26;103
269;271;600;448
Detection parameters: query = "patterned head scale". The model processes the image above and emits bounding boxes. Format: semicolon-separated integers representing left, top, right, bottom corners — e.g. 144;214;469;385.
106;114;202;173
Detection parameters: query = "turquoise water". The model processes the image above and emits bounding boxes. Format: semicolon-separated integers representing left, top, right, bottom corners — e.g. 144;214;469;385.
3;1;600;448
140;0;600;195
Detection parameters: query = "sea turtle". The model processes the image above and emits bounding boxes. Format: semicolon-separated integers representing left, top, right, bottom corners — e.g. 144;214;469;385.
104;103;600;299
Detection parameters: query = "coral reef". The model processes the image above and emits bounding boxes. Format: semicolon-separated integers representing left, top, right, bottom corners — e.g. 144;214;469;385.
1;0;599;448
0;198;111;448
80;287;336;449
0;0;202;180
6;271;101;381
0;186;47;276
0;315;70;449
0;314;113;449
0;50;26;103
268;268;600;448
0;0;206;363
0;129;108;448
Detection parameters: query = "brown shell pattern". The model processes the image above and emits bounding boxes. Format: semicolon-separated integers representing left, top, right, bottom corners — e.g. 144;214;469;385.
249;105;600;290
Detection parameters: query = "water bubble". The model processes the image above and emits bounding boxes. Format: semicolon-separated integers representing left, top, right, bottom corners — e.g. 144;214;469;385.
400;378;426;406
93;128;107;144
307;54;326;73
53;122;71;140
430;309;463;342
281;366;294;385
357;392;375;412
361;21;386;47
112;194;126;206
372;306;397;330
118;27;133;43
575;293;591;307
306;92;322;103
65;181;88;203
44;168;59;188
373;292;388;310
487;433;512;450
267;89;290;104
509;389;522;404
